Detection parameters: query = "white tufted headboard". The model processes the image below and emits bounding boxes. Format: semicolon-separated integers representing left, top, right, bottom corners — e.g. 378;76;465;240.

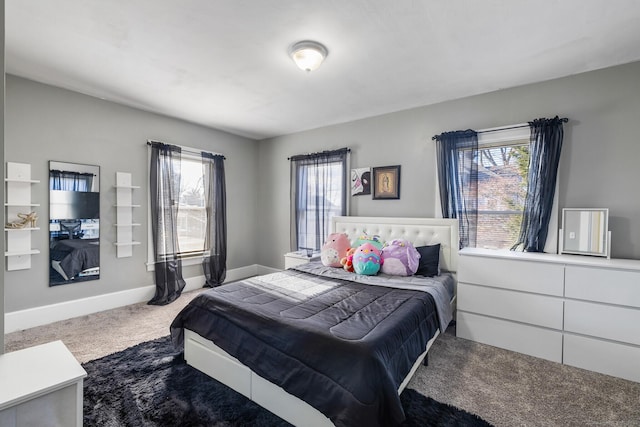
331;216;459;273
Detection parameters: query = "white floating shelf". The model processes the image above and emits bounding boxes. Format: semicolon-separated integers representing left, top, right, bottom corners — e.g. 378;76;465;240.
115;172;140;258
5;162;40;271
114;241;141;246
5;178;41;183
5;249;41;257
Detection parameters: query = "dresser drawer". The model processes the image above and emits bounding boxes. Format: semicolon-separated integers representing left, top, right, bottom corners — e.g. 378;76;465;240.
565;266;640;308
458;283;563;329
564;300;640;346
564;334;640;383
459;255;564;296
457;312;563;363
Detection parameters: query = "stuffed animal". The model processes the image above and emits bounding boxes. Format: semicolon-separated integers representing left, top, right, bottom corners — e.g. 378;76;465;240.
352;243;383;275
321;233;351;267
340;247;356;272
380;239;420;276
354;233;384;251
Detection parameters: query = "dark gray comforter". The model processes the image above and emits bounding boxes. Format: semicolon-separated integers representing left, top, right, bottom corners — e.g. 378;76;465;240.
170;266;450;426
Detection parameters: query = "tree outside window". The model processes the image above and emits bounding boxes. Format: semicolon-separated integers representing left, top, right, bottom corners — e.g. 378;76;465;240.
475;141;529;249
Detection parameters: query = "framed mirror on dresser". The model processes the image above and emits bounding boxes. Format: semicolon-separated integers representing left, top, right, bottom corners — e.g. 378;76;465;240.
559;208;610;258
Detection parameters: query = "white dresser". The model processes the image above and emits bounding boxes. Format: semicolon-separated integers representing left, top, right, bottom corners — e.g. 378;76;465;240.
0;341;87;427
457;248;640;382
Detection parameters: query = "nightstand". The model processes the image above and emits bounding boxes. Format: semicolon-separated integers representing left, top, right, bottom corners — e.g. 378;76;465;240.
284;251;321;269
0;341;87;427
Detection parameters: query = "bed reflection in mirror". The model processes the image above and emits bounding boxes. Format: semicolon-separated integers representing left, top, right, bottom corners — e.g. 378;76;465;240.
49;161;100;286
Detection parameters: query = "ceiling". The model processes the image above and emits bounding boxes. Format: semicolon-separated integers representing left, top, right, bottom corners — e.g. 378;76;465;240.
6;1;640;140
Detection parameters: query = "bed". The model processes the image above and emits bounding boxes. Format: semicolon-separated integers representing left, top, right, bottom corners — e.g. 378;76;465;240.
170;216;458;426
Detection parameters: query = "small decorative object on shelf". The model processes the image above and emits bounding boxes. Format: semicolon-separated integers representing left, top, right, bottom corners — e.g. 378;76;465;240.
6;211;38;229
4;162;41;271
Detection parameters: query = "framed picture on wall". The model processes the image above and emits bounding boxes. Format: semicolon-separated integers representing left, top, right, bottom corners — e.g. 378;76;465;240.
351;167;371;196
372;165;401;199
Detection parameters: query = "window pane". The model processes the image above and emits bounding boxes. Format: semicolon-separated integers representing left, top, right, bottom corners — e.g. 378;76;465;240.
476;143;529;249
297;161;343;250
178;157;205;254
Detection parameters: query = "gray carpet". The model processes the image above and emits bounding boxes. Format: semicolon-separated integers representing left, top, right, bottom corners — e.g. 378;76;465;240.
6;289;640;426
82;336;492;426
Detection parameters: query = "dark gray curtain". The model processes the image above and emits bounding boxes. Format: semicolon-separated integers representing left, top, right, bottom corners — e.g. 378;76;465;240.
290;148;348;252
50;170;94;191
512;117;565;252
148;142;186;305
435;130;478;249
202;152;227;287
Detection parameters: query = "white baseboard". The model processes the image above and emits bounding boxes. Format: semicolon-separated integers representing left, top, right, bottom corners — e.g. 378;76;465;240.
257;265;280;275
5;264;265;334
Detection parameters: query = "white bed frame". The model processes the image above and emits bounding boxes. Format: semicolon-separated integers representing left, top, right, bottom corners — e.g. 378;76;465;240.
184;217;459;427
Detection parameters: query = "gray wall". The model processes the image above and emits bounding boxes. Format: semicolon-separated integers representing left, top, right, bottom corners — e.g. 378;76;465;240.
258;61;640;268
5;61;640;315
1;0;6;352
4;75;259;312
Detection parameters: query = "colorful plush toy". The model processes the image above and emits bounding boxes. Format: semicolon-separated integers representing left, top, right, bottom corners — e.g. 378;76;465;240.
352;243;383;275
380;239;420;276
340;247;356;272
321;233;351;267
354;233;384;251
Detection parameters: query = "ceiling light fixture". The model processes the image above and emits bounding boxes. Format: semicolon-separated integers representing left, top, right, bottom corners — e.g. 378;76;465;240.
288;40;328;72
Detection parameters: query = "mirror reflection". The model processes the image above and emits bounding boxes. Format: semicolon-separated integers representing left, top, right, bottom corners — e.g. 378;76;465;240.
561;208;609;258
49;161;100;286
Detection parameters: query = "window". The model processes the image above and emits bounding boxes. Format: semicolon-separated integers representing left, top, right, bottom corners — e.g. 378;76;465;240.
476;139;529;249
436;119;563;253
147;151;207;268
176;156;206;256
296;162;344;249
290;148;348;252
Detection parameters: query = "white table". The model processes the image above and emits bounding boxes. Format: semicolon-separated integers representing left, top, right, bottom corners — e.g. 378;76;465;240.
0;341;87;427
284;251;321;269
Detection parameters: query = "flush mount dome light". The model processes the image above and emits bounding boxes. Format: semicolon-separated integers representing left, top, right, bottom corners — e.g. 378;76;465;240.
288;40;328;72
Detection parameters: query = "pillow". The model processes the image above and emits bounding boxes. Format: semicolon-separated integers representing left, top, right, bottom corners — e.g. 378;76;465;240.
380;239;420;276
352;243;382;275
415;244;441;277
321;233;351;267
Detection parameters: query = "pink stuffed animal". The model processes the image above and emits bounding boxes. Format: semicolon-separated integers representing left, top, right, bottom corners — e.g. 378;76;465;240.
321;233;351;267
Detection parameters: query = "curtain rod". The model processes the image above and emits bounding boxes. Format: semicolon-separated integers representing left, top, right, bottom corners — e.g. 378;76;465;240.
287;147;350;161
431;118;568;141
146;140;226;159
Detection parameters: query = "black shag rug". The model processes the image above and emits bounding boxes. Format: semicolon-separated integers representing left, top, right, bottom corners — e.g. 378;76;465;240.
83;336;493;427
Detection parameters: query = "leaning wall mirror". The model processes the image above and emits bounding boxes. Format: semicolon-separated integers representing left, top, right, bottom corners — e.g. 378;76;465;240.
559;208;610;258
49;161;100;286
